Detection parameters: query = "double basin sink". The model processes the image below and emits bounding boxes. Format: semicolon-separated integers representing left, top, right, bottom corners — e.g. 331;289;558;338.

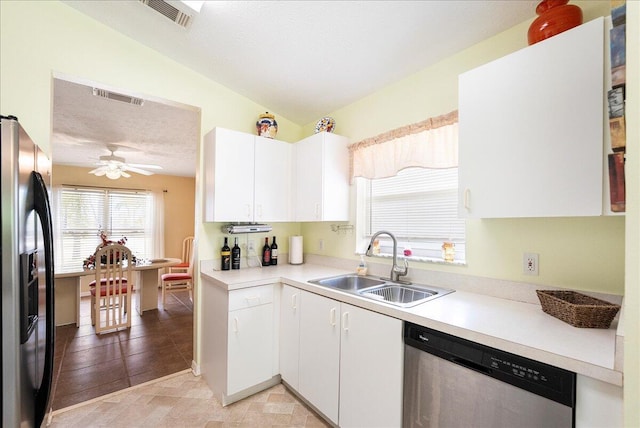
308;274;454;308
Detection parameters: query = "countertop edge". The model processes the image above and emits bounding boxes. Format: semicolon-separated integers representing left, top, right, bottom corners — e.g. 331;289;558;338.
199;263;623;387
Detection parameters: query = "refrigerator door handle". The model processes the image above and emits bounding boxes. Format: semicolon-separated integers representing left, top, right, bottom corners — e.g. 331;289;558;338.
28;171;55;425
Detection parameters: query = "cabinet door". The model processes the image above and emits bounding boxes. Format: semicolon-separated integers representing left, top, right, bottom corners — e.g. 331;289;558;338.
298;291;340;424
227;303;273;395
339;304;404;428
294;132;350;222
294;135;323;221
203;128;255;222
458;18;604;218
279;285;300;389
320;132;350;221
255;137;292;221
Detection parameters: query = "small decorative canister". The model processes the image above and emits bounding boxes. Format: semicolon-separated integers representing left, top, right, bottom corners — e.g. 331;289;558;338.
527;0;582;45
442;241;455;263
256;112;278;139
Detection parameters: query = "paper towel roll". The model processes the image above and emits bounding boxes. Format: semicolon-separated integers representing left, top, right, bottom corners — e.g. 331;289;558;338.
289;236;303;265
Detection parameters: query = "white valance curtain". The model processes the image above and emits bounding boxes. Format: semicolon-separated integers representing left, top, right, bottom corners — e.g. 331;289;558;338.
348;110;458;181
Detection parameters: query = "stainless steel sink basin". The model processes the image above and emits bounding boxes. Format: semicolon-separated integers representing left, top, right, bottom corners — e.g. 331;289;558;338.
309;274;386;291
358;283;452;308
308;274;454;307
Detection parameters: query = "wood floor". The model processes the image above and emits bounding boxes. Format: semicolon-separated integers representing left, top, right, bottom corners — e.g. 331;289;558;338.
51;290;194;410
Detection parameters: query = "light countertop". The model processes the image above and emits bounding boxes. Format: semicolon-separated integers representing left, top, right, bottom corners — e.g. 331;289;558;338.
200;261;622;386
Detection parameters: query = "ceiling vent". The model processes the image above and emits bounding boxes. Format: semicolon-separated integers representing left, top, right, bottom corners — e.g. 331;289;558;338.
92;88;145;106
139;0;193;28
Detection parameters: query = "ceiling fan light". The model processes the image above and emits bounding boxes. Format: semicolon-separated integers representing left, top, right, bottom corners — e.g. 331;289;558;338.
106;169;122;180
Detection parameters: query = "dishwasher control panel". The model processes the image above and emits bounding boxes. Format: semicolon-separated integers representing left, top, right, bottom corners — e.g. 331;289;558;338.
483;352;562;391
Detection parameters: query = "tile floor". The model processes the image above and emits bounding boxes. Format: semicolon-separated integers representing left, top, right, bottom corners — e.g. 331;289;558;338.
51;289;194;410
50;288;329;427
48;371;329;427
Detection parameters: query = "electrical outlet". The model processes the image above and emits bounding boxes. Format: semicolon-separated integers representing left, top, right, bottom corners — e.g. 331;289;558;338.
523;252;539;276
318;239;324;251
248;240;255;254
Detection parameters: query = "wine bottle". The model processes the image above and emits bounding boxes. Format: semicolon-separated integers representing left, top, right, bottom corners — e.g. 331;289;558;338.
262;237;271;266
270;236;278;265
221;237;231;270
231;237;241;270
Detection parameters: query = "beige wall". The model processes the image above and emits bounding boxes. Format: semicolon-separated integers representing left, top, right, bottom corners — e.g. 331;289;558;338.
52;164;195;260
300;1;626;296
0;0;304;376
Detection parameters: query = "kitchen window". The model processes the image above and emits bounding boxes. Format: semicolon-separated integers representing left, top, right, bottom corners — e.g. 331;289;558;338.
357;167;465;263
351;111;465;263
53;185;161;271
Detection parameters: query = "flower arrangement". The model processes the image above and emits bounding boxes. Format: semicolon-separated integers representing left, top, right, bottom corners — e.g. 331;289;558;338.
82;230;131;269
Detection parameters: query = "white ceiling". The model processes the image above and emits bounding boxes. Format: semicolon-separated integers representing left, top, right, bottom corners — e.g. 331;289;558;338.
52;78;200;177
53;0;539;177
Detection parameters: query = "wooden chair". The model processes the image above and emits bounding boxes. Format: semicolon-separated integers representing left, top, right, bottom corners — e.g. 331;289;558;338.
161;242;194;309
90;243;134;334
170;236;194;273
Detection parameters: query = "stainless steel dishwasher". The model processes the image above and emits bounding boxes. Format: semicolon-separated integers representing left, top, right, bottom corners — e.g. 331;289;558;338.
403;322;576;428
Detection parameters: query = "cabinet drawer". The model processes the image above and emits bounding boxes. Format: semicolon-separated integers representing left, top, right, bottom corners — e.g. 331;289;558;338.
229;284;274;311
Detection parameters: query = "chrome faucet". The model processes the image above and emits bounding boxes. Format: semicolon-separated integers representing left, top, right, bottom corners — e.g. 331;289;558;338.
365;230;409;283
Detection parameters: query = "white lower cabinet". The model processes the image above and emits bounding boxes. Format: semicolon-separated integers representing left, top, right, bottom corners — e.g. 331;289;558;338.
281;286;404;427
279;284;301;389
227;302;273;395
201;281;276;406
575;374;623;428
298;290;341;423
338;301;404;428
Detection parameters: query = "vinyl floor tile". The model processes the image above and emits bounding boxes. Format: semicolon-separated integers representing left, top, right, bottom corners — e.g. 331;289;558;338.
49;372;330;427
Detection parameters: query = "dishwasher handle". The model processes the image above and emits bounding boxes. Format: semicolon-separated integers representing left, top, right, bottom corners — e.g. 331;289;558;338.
450;356;493;376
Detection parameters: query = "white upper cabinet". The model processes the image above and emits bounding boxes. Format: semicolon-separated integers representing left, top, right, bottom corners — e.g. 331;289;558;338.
204;128;255;222
294;132;350;222
458;17;605;218
203;127;292;222
255;136;292;222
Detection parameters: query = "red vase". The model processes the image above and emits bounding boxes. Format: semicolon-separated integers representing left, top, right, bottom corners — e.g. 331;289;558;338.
527;0;583;45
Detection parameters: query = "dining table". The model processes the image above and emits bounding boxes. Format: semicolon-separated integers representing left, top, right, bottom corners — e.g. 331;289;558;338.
54;258;181;326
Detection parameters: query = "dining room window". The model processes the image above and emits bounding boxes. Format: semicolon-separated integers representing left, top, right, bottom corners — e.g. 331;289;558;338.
53;185;160;271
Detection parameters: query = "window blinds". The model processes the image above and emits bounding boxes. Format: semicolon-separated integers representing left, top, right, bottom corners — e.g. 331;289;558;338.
56;186;153;271
365;168;465;243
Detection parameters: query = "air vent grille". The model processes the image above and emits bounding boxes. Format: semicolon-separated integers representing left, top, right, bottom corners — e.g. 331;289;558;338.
139;0;193;28
92;88;145;106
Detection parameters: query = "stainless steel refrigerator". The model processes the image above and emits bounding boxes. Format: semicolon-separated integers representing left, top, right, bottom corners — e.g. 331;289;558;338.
1;115;56;427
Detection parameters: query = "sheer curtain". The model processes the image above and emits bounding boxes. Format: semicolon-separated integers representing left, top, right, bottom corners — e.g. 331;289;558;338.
151;190;165;259
349;110;458;180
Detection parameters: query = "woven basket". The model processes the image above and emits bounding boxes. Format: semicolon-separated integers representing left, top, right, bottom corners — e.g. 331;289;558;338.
536;290;620;329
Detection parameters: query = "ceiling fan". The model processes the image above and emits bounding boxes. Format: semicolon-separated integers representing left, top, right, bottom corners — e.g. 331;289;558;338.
88;146;162;180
